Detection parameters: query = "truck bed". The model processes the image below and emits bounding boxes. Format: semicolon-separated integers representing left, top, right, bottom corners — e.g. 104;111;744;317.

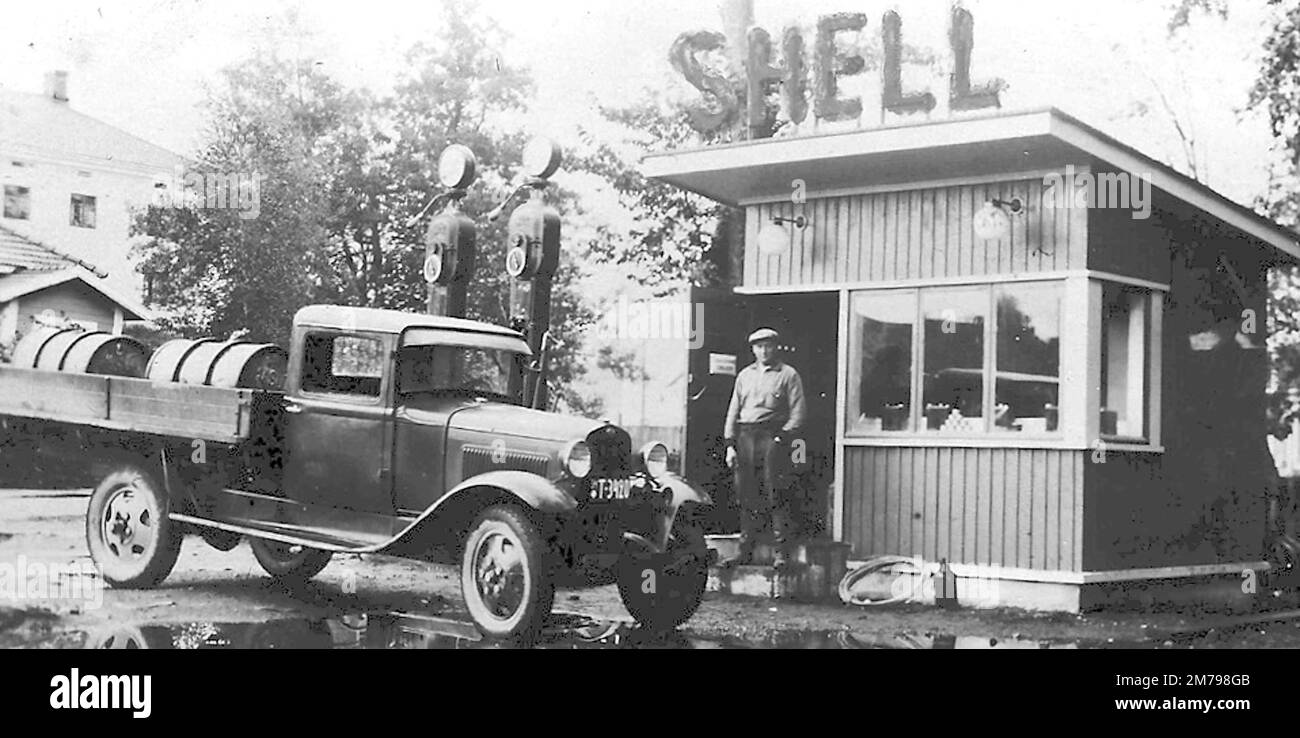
0;365;277;442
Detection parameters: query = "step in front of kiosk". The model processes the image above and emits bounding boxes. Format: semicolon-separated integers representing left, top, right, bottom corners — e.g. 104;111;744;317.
705;534;850;601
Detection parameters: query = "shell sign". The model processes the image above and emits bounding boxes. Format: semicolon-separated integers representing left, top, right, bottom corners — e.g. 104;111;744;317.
669;5;1006;138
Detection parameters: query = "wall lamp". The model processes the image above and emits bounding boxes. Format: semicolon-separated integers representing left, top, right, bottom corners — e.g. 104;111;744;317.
758;213;810;255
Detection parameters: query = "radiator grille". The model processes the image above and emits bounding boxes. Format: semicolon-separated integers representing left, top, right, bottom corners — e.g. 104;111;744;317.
586;424;631;478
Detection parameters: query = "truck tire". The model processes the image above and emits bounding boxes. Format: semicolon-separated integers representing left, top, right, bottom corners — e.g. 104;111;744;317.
616;522;708;632
85;463;182;588
461;505;555;640
249;539;333;585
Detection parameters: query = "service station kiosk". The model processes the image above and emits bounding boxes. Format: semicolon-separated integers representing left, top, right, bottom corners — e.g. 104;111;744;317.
645;107;1300;611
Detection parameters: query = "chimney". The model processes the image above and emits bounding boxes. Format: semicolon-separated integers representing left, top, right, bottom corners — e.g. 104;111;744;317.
44;71;69;103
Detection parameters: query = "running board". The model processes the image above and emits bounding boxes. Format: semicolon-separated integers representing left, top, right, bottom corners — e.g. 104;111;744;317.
171;513;388;553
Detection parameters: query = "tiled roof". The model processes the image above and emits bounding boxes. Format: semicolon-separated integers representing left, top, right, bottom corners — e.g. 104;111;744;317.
0;88;183;173
0;224;105;275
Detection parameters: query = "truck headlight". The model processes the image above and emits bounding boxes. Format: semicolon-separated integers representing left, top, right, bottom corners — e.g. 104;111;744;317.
561;440;591;479
640;441;669;479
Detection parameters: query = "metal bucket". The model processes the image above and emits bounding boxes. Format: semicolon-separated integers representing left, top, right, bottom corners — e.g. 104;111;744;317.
146;338;286;390
146;338;220;383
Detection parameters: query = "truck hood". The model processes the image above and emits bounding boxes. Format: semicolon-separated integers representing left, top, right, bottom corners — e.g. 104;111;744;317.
447;402;605;442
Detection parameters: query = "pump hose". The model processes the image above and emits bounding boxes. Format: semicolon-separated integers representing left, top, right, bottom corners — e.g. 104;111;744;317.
837;555;923;607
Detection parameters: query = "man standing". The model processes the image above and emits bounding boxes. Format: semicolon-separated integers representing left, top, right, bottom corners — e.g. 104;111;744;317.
721;328;807;569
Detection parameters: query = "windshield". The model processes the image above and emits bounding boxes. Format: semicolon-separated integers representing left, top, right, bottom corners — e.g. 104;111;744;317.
396;345;522;403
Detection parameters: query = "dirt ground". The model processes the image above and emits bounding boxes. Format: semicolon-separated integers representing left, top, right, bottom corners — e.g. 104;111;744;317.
3;486;1300;649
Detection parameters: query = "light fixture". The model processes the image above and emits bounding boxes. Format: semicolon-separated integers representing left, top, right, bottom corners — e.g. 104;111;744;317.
973;197;1022;241
757;214;809;255
522;136;563;180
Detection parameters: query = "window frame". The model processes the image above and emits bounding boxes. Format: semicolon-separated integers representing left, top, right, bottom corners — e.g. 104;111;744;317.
3;185;31;220
69;193;97;229
1091;279;1163;449
298;331;388;405
845;279;1065;440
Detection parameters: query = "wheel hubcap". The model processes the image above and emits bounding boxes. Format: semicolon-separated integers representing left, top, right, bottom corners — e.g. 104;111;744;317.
473;531;525;619
101;485;154;562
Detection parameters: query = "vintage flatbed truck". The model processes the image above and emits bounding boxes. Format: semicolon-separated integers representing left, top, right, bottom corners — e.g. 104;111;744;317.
0;305;712;638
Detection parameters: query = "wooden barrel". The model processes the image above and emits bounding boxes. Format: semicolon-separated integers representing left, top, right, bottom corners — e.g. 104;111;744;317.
207;343;287;390
146;338;220;383
176;341;243;385
9;327;76;368
146;338;286;390
13;327;146;377
35;330;94;372
60;333;148;377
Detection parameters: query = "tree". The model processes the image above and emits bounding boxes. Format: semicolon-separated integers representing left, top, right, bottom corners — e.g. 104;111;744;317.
132;1;599;412
1247;0;1300;435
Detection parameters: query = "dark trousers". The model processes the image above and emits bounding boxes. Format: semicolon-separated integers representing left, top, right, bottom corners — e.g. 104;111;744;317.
734;424;792;550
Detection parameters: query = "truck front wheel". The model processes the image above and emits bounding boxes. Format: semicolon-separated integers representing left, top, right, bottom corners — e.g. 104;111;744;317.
85;464;182;588
617;521;709;632
249;539;333;585
461;505;555;640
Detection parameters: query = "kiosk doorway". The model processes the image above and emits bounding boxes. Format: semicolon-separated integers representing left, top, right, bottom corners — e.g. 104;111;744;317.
684;288;839;538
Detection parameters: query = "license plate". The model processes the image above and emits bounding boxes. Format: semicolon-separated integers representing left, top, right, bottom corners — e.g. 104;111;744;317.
589;478;631;501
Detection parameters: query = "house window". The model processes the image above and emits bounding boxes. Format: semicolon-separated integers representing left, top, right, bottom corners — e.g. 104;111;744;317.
70;194;96;228
846;281;1064;437
1099;283;1151;440
4;186;30;220
301;333;384;397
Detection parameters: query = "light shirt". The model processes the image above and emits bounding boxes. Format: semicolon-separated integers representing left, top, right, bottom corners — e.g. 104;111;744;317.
724;360;807;439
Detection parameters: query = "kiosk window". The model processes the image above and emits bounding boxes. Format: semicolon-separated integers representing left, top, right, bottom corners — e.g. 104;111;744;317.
847;281;1065;437
302;334;384;397
921;287;987;432
992;283;1061;434
1100;284;1150;440
847;291;915;433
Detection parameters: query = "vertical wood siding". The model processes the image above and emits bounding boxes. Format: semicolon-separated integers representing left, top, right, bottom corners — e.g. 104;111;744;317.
842;446;1085;571
747;177;1088;288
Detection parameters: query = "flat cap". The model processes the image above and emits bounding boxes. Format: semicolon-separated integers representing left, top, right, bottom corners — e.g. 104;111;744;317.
747;327;779;344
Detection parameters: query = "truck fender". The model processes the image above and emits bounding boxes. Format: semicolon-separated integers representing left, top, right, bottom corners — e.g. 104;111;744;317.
434;470;579;515
379;471;577;560
639;473;713;554
659;472;712;512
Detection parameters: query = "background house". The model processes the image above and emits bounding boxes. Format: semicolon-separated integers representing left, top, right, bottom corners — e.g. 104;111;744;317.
0;224;148;350
0;71;183;301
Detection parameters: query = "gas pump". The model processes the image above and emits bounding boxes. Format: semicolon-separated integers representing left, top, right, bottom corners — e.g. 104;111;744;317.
419;144;479;318
489;137;563;409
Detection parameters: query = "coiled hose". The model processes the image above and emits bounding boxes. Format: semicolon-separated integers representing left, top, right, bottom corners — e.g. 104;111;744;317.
838;555;924;606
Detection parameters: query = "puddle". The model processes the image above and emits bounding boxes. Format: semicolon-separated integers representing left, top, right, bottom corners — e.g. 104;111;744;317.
74;612;1148;649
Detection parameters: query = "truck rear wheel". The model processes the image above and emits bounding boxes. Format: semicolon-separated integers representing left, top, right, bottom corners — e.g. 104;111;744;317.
461;505;554;640
617;521;708;632
249;539;333;585
85;463;182;588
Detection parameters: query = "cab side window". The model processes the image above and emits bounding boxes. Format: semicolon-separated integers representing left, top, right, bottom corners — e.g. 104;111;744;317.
301;333;384;397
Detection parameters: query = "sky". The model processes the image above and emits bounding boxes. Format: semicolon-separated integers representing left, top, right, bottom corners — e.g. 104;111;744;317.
0;0;1281;203
0;0;1286;424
